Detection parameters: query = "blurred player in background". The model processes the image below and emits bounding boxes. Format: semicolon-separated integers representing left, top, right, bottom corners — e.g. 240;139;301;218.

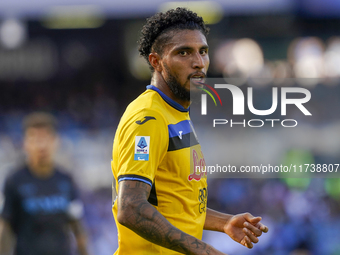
0;112;90;255
111;8;268;255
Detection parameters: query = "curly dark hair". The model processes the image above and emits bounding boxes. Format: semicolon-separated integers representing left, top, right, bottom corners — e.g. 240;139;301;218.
138;7;209;71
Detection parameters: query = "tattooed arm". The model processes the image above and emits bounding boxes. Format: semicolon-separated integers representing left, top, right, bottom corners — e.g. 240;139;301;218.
117;180;226;255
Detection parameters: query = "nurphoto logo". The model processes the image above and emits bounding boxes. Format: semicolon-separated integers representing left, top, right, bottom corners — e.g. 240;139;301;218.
197;81;312;128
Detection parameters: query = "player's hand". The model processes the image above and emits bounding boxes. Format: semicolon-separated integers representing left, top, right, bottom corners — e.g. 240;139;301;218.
223;212;268;249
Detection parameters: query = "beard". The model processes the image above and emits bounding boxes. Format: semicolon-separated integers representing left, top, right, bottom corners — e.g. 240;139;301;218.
164;64;190;101
163;64;201;102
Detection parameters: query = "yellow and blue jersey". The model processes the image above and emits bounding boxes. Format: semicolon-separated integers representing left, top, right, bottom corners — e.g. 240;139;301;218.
111;85;207;255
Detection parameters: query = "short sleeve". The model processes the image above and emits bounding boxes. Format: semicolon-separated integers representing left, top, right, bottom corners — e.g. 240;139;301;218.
113;109;168;187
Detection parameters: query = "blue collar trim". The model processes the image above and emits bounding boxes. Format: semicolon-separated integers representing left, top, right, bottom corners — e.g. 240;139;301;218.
146;85;190;112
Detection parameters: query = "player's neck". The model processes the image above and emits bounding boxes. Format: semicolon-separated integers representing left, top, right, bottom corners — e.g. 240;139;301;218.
151;74;191;109
27;160;55;179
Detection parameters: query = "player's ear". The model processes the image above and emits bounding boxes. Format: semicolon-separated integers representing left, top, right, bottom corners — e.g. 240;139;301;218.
149;52;162;72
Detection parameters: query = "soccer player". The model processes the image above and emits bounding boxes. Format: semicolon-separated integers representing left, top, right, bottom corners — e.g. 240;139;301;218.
111;8;268;255
0;112;90;255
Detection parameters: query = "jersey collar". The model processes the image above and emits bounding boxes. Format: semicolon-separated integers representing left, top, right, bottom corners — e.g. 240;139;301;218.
146;85;190;112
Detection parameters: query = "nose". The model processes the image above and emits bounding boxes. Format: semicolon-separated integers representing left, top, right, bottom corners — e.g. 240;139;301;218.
37;143;46;153
36;138;49;151
192;52;205;70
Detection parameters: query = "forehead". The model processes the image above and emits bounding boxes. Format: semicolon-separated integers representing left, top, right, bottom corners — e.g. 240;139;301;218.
25;127;56;137
163;29;208;52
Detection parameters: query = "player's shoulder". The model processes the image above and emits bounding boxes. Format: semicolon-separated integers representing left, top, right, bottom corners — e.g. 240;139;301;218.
4;165;29;185
121;89;167;125
127;88;165;114
53;167;74;182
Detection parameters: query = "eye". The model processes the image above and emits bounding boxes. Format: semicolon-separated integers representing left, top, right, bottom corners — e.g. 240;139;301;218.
200;49;208;55
179;51;188;56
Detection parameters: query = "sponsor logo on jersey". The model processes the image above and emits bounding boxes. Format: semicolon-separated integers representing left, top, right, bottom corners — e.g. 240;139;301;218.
134;136;150;161
188;148;207;181
23;195;69;214
198;187;207;214
135;116;156;125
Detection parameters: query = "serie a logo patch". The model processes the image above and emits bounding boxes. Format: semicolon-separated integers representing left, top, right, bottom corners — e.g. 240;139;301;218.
134;136;150;161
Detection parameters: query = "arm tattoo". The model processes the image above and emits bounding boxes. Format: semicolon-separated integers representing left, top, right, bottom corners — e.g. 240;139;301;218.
118;180;213;255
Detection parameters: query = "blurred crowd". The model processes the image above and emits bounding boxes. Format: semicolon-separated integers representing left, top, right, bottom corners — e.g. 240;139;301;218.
204;177;340;255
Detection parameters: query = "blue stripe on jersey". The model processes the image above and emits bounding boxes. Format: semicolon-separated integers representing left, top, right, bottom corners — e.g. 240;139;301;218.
168;120;191;138
118;175;152;186
146;85;190;112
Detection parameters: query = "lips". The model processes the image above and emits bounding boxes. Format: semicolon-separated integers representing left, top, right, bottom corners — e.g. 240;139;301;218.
189;72;206;82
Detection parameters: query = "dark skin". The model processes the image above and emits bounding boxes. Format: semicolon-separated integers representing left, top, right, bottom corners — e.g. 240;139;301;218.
149;29;209;108
117;180;267;255
117;29;268;255
117;180;218;255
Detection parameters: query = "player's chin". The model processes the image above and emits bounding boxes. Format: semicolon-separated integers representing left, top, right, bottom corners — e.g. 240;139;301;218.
189;89;202;102
189;81;202;93
183;80;202;101
190;79;204;89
